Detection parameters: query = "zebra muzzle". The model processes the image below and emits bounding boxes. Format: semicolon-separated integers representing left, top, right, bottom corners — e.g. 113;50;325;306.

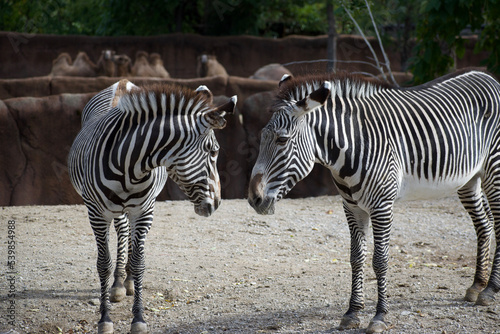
248;173;276;214
248;194;275;215
194;197;220;217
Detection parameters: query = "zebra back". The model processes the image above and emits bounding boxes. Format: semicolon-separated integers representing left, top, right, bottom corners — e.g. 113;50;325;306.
81;79;138;125
259;69;500;203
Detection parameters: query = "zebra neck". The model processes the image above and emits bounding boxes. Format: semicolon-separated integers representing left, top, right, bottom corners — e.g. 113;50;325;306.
312;95;368;182
105;111;198;181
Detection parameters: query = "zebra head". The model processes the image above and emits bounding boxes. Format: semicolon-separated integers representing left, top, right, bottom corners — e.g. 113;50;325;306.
248;76;331;214
166;86;237;217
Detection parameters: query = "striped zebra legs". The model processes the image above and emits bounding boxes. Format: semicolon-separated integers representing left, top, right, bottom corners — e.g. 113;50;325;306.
339;202;393;333
481;206;500;304
89;209;153;334
458;177;493;302
479;156;500;305
110;215;133;302
367;207;393;333
88;214;114;334
124;228;134;296
339;203;370;329
128;209;154;334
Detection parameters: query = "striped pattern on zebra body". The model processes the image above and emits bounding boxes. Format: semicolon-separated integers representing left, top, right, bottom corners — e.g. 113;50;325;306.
68;79;236;334
248;70;500;333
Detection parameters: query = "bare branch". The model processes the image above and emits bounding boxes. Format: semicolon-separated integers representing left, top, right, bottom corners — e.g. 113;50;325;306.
342;5;386;81
282;59;382;71
364;0;398;86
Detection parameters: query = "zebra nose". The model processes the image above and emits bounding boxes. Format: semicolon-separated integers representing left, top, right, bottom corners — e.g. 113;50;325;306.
249;173;264;198
248;173;266;210
252;195;263;208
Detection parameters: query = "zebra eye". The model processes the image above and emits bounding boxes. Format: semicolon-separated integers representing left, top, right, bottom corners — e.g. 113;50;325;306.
276;136;289;145
210;149;218;157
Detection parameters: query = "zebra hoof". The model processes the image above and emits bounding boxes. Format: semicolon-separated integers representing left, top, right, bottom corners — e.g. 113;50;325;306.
464;286;481;302
366;320;389;334
130;321;148;334
338;313;360;330
110;286;127;302
124;279;134;296
98;321;113;334
476;288;496;306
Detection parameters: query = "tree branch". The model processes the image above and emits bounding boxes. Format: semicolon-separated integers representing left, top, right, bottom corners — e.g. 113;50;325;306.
363;0;398;86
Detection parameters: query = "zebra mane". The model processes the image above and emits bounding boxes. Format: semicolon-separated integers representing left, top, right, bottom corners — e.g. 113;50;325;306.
272;72;391;110
405;67;491;91
117;83;212;115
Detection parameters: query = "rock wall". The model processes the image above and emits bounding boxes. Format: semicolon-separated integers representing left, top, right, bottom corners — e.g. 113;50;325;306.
0;75;278;105
0;32;489;80
0;81;337;206
0;32;491;206
1;32;394;79
0;94;89;205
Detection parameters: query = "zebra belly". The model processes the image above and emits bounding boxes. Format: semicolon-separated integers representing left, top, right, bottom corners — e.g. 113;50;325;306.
397;174;476;201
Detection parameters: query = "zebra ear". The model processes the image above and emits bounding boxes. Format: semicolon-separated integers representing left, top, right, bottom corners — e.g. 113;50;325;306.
204;95;237;129
292;81;331;116
196;85;213;104
279;74;292;87
111;79;139;107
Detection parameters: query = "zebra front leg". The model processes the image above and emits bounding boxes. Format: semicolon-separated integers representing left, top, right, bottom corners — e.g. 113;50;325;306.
110;215;130;302
129;215;153;334
365;209;393;334
458;184;492;302
90;218;114;334
124;232;134;296
339;204;370;330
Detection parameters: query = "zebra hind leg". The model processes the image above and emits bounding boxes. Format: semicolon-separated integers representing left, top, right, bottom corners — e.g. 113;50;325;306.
110;215;130;302
476;186;500;305
90;217;114;334
458;183;493;303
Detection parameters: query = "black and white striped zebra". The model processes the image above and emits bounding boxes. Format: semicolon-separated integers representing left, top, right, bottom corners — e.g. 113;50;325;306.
68;79;236;334
248;70;500;333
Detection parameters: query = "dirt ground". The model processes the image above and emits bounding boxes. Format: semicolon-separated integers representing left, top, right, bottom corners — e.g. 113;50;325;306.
0;196;499;334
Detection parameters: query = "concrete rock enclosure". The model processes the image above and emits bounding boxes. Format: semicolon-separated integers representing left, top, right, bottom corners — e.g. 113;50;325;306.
0;93;90;205
0;32;489;205
1;32;487;80
1;33;404;79
0;78;337;206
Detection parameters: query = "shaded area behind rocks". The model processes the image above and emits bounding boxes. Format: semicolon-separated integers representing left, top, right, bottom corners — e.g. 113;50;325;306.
0;79;337;206
0;32;491;205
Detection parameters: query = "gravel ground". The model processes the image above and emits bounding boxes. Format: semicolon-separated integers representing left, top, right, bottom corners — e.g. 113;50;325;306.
0;196;499;333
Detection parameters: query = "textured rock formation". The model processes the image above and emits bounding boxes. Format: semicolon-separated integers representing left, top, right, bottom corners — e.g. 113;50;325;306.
0;88;270;205
250;63;292;81
0;86;340;205
0;94;90;205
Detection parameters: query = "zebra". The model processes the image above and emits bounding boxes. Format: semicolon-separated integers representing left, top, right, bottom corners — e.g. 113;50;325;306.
247;70;500;333
68;79;236;334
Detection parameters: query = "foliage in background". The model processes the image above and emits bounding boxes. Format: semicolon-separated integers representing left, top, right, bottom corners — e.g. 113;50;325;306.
410;0;500;84
0;0;391;37
0;0;498;81
478;1;500;76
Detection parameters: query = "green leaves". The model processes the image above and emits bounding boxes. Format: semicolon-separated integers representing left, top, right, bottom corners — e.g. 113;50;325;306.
410;0;500;84
1;0;498;83
423;0;441;12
